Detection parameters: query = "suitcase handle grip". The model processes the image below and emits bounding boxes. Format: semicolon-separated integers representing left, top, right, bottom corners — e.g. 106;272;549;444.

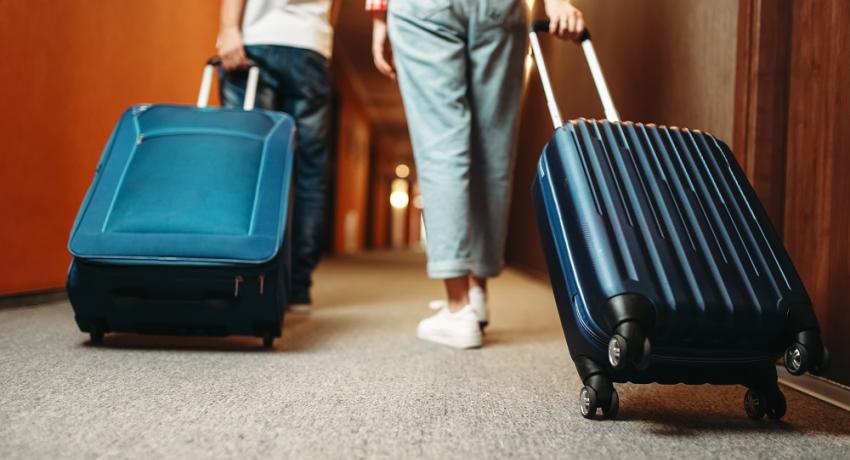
531;20;591;42
529;20;620;129
196;56;260;111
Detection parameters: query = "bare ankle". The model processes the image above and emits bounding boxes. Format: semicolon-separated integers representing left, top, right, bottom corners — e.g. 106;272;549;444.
470;276;487;294
444;276;470;312
447;299;467;313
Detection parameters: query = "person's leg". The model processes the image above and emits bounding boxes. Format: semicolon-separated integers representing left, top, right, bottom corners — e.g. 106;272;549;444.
389;0;481;348
272;46;333;307
389;3;473;303
466;0;528;290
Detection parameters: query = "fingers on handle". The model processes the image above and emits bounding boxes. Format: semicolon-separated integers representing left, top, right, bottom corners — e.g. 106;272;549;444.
559;14;569;37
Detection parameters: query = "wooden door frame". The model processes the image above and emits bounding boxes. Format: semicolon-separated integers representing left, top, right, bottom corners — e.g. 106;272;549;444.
732;0;794;234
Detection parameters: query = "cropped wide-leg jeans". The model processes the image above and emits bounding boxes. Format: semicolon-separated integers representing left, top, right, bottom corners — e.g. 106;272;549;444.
389;0;528;278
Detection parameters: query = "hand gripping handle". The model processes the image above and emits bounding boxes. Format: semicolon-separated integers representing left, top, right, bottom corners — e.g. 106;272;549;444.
196;57;260;111
529;20;620;129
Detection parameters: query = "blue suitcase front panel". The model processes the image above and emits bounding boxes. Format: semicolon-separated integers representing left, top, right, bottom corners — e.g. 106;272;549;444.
68;104;295;265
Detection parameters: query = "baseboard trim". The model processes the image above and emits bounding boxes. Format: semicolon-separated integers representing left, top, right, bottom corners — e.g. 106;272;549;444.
0;288;67;309
778;366;850;412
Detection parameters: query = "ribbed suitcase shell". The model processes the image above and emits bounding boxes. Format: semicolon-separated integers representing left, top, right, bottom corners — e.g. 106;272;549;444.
533;119;810;375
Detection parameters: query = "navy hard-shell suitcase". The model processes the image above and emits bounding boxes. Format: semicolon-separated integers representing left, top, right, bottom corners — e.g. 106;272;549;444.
529;23;829;420
67;59;294;348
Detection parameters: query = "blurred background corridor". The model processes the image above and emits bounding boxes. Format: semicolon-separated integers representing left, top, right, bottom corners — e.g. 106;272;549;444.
2;0;850;457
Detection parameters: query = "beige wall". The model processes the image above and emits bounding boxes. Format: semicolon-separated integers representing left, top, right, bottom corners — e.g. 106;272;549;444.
507;0;739;274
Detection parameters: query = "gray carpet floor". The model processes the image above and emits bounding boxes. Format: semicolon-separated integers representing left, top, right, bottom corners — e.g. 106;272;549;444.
2;251;850;459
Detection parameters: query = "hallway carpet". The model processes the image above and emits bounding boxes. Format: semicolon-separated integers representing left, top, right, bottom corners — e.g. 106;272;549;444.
1;251;849;459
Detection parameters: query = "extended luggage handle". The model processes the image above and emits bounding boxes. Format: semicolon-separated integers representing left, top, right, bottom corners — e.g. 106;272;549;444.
197;56;260;111
529;20;620;129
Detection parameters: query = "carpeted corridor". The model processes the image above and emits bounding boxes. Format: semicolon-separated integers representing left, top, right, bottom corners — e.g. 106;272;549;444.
2;251;849;459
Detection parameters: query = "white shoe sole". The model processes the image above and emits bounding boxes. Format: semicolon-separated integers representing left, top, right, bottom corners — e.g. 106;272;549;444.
417;326;482;349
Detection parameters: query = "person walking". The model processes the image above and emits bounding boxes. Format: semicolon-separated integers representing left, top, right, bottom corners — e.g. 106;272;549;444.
369;0;585;348
217;0;339;313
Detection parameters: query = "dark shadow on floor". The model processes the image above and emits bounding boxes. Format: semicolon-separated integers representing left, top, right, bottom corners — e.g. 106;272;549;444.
77;312;340;353
612;383;850;437
482;328;564;347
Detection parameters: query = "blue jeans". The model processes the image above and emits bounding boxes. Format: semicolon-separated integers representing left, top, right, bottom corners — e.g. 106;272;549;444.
389;0;528;278
220;45;331;304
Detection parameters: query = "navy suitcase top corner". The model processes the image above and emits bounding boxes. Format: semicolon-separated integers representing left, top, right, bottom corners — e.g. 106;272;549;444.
68;104;295;266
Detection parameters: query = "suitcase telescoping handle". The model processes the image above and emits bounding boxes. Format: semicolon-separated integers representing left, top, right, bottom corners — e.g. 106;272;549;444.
196;57;260;111
529;20;620;129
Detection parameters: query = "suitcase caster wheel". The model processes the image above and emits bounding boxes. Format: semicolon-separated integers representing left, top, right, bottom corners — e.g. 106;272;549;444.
634;337;651;371
765;389;787;421
784;342;809;376
810;347;830;375
89;328;104;345
744;389;766;420
579;386;598;419
608;335;628;370
262;333;274;349
608;333;651;371
602;388;619;420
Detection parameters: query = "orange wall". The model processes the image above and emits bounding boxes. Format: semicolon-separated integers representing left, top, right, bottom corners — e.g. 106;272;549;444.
0;1;219;295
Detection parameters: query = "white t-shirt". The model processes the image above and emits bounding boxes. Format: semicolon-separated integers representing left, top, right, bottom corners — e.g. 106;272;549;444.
241;0;333;58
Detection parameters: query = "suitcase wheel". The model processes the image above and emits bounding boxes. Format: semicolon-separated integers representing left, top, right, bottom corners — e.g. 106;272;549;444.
744;387;786;421
579;385;619;420
783;343;809;376
811;347;830;375
579;386;598;419
784;342;830;376
601;388;619;419
89;327;105;346
262;332;274;349
607;330;651;372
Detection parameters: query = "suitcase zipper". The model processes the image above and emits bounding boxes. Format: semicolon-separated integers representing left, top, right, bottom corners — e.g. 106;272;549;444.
234;274;268;297
234;276;244;297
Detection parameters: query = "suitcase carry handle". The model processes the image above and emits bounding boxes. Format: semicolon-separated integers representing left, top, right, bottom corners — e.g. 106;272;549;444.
196;57;260;111
529;20;620;129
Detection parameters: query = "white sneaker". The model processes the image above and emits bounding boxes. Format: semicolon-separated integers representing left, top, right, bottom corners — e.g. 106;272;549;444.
468;286;489;329
417;303;482;349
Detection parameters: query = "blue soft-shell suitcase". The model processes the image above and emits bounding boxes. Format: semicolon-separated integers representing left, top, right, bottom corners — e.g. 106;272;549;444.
67;59;294;348
529;23;828;420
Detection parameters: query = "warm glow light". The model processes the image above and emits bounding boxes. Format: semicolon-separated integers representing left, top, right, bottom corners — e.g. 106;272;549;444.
390;191;409;209
390;178;410;209
395;164;410;178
